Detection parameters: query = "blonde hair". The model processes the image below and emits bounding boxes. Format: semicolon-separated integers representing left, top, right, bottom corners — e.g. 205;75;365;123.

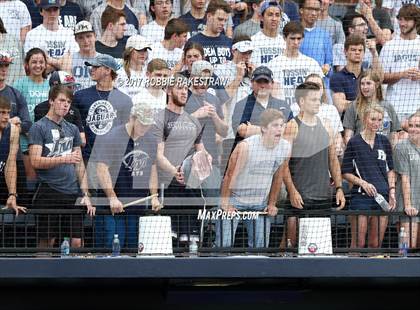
362;104;384;125
355;70;383;120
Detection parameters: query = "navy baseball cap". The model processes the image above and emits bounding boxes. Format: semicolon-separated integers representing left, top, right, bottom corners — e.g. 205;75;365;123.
260;0;281;15
252;66;274;82
39;0;61;9
85;54;121;72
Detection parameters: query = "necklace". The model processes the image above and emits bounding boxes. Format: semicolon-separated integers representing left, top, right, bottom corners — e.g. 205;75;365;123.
96;87;110;101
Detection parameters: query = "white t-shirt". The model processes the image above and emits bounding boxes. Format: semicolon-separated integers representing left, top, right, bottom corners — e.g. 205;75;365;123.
268;52;324;115
132;87;167;116
148;41;183;69
115;67;147;97
379;35;420;115
0;0;31;41
318;104;344;135
140;21;165;43
24;25;79;58
250;31;286;67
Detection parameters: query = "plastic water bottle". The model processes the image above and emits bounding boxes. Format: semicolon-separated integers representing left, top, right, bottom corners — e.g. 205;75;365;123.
60;237;70;257
189;240;198;257
374;193;390;211
112;234;121;257
399;227;408;257
284;239;293;257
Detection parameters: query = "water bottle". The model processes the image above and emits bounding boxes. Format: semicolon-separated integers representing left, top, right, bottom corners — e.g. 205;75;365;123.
284;239;293;257
189;240;198;257
398;227;408;257
60;237;70;257
374;193;390;212
112;234;121;257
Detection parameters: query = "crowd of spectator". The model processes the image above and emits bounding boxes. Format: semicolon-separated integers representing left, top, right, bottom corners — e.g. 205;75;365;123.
0;0;419;251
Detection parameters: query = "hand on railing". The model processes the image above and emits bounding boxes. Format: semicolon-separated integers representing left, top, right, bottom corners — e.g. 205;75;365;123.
289;190;304;209
2;195;27;216
109;197;124;215
334;189;346;211
264;204;278;217
81;195;95;217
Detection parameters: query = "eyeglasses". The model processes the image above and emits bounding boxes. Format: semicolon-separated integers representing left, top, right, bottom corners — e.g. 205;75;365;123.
303;7;321;12
353;22;368;27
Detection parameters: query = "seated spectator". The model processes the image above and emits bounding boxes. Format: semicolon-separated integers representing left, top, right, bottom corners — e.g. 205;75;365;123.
0;0;31;43
116;35;151;97
34;70;85;146
379;4;420;129
180;0;206;37
394;111;420;248
95;100;161;248
140;0;173;42
90;0;139;42
24;0;79;73
0;18;25;85
334;12;377;71
268;21;324;116
343;70;400;147
330;34;383;115
216;109;290;248
149;18;189;70
297;0;332;79
250;1;286;67
231;66;292;146
132;58;169;116
283;82;345;246
342;104;396;248
305;73;344;157
0;96;26;215
29;85;95;248
95;6;127;60
214;36;255;139
186;0;232;70
72;21;100;92
316;0;345;45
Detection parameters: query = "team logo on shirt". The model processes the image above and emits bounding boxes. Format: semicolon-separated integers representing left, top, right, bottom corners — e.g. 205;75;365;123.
377;150;387;161
86;100;117;136
122;150;150;177
45;129;74;157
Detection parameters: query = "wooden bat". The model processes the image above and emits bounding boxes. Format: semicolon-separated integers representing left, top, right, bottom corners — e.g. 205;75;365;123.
123;194;158;208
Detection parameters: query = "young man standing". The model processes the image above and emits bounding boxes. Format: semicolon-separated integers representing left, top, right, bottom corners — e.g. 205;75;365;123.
283;82;346;246
379;4;420;123
268;21;323;116
140;0;173;42
216;109;290;248
73;54;132;162
95;6;127;60
148;18;189;69
0;97;26;215
24;0;79;73
72;21;100;91
186;0;232;70
29;85;94;248
250;1;286;67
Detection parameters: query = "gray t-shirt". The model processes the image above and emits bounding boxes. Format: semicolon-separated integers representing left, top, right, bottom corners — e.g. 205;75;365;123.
343;100;401;139
152;108;202;185
316;16;345;45
233;19;260;39
28;117;82;195
185;91;224;161
394;139;420;218
72;52;100;92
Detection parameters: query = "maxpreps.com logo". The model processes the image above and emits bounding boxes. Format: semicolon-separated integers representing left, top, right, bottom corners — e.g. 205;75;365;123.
86;100;117;135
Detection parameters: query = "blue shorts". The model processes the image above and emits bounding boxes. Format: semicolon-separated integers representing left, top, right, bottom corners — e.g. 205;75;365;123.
349;193;388;211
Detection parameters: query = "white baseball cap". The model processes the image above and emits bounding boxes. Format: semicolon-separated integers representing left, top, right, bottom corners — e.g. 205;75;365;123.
232;40;253;53
74;21;94;35
126;35;152;51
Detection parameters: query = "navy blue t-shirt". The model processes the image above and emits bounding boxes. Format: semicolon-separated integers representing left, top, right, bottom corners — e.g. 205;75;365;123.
342;133;394;196
73;86;133;159
95;124;158;198
330;67;361;102
180;12;205;37
186;33;232;66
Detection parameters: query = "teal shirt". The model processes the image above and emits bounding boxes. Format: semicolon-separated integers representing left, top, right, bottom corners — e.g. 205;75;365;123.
13;76;49;151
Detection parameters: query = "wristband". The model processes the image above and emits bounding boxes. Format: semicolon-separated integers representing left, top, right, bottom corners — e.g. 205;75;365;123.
8;193;18;198
389;187;395;191
335;186;343;192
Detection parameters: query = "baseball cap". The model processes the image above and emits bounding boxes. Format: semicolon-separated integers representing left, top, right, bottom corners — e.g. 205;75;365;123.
126;35;152;51
191;60;213;76
232;40;253;53
130;100;156;126
0;51;13;64
49;71;80;87
85;54;121;72
39;0;61;9
251;66;273;82
74;21;94;35
260;0;281;15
